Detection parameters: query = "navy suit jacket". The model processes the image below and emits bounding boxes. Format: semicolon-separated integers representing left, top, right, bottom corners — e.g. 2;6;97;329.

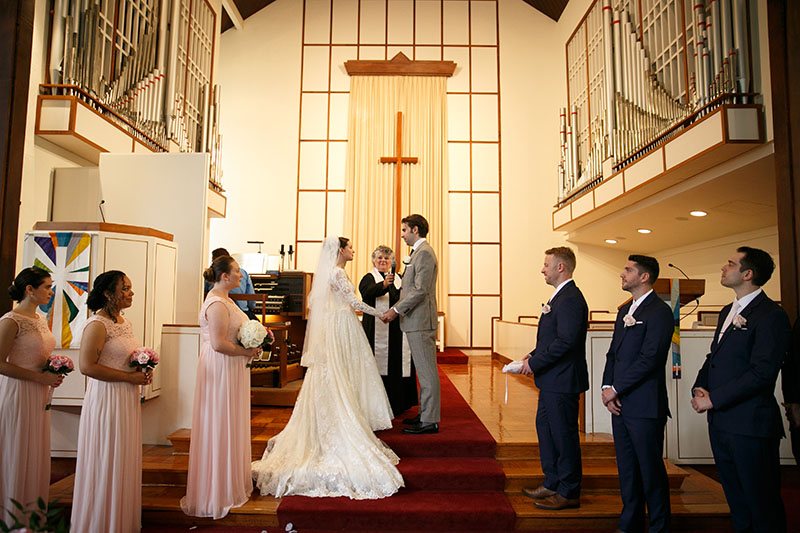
694;291;790;438
602;291;673;419
528;280;589;394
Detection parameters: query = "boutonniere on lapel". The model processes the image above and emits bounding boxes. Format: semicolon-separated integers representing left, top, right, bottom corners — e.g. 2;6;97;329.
731;314;747;330
402;256;412;266
541;303;551;315
622;314;642;327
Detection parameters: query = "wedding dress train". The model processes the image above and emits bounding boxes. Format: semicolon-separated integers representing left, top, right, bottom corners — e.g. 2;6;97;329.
251;254;403;499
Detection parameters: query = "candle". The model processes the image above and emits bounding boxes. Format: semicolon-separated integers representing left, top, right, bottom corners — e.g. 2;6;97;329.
288;245;293;254
280;244;285;254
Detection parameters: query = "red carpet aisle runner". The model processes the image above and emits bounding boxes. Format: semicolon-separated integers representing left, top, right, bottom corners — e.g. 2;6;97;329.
437;347;469;364
275;368;515;532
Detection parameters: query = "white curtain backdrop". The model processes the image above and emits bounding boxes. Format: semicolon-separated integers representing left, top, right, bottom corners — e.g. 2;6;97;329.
343;75;449;317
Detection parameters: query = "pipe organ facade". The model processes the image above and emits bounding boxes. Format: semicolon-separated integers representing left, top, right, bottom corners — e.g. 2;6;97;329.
558;0;758;205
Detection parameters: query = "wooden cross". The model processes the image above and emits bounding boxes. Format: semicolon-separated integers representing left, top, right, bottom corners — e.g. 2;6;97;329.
380;111;418;255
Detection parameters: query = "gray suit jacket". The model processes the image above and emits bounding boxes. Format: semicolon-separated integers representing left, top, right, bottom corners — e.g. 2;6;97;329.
396;240;438;332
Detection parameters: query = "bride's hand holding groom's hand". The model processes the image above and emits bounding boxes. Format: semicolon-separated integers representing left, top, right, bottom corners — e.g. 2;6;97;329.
381;308;398;323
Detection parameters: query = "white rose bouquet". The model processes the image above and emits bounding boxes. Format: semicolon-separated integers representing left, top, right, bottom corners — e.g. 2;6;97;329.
238;319;269;367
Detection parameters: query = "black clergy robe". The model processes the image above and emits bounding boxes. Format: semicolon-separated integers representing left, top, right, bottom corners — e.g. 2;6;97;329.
359;270;418;417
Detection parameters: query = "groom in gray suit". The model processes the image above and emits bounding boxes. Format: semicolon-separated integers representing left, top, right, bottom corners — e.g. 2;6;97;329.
382;214;440;434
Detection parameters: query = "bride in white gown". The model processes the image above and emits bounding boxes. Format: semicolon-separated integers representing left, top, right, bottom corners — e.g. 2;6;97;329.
251;236;404;499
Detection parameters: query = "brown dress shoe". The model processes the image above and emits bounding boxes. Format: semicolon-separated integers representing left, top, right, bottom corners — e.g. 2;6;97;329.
521;485;556;500
533;493;580;510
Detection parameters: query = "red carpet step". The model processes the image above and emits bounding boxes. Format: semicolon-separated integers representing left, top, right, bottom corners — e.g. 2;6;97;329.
275;368;515;531
278;490;514;531
397;457;505;491
437;347;469;364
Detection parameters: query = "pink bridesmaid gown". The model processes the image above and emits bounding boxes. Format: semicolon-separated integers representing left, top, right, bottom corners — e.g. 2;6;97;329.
181;295;252;519
0;311;56;523
70;315;142;533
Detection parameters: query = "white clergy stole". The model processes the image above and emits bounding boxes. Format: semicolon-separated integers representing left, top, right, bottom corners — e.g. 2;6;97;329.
370;268;412;377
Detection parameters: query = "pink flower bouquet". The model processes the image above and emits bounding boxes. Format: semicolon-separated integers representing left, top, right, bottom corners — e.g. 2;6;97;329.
130;347;159;402
42;355;75;410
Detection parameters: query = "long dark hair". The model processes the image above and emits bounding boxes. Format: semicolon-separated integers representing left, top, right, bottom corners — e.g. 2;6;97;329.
87;270;127;319
8;267;51;302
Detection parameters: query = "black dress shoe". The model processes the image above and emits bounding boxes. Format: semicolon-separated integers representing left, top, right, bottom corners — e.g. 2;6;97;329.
402;414;421;425
402;422;438;434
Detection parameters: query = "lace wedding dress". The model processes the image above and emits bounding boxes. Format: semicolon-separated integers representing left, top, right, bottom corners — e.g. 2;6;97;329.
252;238;404;499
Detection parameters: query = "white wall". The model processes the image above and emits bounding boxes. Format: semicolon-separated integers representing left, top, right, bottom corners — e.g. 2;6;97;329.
209;0;303;258
99;153;210;324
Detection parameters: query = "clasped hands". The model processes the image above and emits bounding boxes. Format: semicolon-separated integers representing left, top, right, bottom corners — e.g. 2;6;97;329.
380;308;398;323
691;387;713;413
601;387;622;415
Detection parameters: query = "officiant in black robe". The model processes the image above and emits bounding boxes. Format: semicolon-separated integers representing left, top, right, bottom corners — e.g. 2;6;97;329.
359;245;418;417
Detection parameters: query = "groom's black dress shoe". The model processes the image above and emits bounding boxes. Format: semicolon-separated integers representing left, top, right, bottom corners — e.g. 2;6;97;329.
402;414;421;425
402;422;438;434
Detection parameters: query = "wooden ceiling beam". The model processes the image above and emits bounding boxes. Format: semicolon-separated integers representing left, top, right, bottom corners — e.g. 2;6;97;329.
222;0;244;30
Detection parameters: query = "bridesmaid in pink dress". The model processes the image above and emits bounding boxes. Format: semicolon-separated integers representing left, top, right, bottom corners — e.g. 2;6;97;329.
181;255;260;519
0;268;62;523
70;271;152;533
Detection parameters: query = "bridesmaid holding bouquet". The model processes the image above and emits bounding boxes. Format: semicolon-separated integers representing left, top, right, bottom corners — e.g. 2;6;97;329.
0;268;62;522
181;255;260;519
70;271;152;532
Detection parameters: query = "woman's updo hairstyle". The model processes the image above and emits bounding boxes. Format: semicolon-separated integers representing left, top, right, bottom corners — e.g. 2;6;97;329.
338;237;350;249
8;267;51;302
87;270;126;312
203;255;235;284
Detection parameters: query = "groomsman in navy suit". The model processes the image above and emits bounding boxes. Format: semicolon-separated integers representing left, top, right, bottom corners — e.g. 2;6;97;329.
602;255;673;533
692;246;790;533
520;247;589;510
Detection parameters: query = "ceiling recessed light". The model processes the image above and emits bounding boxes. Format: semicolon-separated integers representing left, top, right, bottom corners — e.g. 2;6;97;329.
605;239;617;244
690;210;708;217
637;228;652;234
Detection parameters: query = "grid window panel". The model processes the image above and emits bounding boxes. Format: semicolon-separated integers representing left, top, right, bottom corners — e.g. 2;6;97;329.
471;143;499;191
471;246;500;294
360;0;387;44
443;0;470;45
332;0;359;44
471;47;498;93
470;1;497;46
328;142;348;189
444;47;471;92
387;0;414;43
472;296;500;346
471;194;500;242
448;193;471;241
305;0;332;44
326;191;346;235
448;244;472;293
448;143;471;190
297;192;327;240
328;93;350;140
299;142;328;189
416;0;443;45
446;296;471;346
300;93;329;139
303;46;332;91
471;94;499;142
330;46;358;91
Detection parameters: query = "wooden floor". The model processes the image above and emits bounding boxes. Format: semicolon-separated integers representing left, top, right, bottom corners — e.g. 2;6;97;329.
49;353;733;530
